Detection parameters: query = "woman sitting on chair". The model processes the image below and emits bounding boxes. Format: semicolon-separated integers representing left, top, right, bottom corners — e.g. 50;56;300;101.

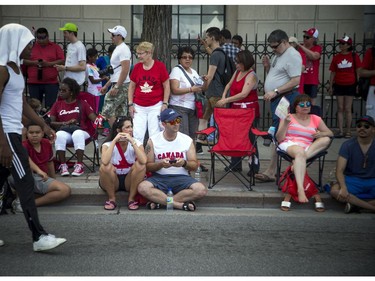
50;77;97;177
99;116;147;211
276;94;333;211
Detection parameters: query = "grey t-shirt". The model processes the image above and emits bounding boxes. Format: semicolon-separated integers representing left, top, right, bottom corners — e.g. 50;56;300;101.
264;46;302;93
206;48;226;98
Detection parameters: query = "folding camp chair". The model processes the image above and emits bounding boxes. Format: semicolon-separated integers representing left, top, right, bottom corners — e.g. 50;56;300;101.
65;91;100;172
196;108;268;190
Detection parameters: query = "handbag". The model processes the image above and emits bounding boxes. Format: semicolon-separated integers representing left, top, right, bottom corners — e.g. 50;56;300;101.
279;166;318;202
177;65;207;118
58;100;82;134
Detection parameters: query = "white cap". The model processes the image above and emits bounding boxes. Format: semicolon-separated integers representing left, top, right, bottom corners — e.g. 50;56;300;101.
289;36;298;44
108;25;127;38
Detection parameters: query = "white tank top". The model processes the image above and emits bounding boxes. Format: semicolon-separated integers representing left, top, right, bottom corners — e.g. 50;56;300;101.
151;131;192;176
0;65;24;134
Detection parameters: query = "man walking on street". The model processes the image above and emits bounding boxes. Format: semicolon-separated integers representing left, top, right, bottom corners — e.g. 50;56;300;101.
0;23;66;251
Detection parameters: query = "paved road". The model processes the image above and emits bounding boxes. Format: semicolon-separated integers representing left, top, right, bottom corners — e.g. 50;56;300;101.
1;207;374;276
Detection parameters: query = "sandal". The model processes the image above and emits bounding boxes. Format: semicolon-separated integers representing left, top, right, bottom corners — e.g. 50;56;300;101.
128;201;139;210
182;201;196;212
315;201;325;212
104;200;117;211
281;201;291;211
146;201;161;210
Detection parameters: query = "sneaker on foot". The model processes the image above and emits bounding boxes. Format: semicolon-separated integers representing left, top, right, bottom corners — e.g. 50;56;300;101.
0;239;4;246
33;234;67;252
12;198;23;213
71;163;84;176
59;163;70;176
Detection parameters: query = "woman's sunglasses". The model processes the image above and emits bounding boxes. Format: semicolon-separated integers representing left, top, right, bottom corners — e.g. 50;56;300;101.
298;101;311;108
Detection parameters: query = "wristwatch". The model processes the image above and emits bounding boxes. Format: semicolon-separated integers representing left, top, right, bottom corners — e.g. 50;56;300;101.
274;89;280;95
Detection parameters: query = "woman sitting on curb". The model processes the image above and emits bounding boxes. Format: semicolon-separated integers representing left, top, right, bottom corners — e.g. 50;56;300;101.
99;116;146;210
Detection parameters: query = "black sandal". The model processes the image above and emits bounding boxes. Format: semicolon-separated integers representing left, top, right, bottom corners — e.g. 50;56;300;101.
146;201;161;210
182;201;196;212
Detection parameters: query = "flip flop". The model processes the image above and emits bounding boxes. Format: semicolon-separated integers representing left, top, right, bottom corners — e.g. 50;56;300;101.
255;173;275;182
104;200;117;211
128;201;139;210
281;201;291;211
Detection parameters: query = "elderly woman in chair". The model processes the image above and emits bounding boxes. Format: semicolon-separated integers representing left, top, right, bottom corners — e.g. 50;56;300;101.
50;77;97;177
276;94;333;211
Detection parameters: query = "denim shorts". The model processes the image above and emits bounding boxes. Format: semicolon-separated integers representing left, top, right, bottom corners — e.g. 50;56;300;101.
145;173;197;194
345;176;375;199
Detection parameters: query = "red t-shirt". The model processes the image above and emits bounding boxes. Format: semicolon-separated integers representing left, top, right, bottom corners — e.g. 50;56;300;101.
23;138;53;174
27;41;65;84
302;44;322;85
329;52;362;85
298;48;306;93
362;47;375;86
50;99;95;136
130;60;169;106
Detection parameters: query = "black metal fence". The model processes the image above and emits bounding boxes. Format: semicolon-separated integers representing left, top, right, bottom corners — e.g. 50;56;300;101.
49;32;375;130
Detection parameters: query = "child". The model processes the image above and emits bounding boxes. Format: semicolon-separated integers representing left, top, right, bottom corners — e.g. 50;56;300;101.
9;123;71;212
86;48;108;113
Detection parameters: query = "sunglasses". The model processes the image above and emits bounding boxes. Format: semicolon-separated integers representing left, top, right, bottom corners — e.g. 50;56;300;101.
181;55;193;60
303;35;312;39
356;123;371;129
339;42;348;45
167;118;182;125
298;101;311;108
136;52;146;56
36;34;48;40
269;42;281;49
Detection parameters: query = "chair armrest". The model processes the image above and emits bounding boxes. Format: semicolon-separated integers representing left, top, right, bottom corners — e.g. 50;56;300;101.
196;127;216;136
251;127;269;137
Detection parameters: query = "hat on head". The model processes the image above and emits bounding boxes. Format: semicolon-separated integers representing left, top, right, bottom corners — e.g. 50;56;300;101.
356;115;375;127
160;109;182;123
303;27;319;38
59;23;78;32
337;35;352;45
289;36;299;44
108;25;127;38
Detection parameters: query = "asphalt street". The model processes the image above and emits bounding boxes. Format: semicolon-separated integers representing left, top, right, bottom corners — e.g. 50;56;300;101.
0;206;374;276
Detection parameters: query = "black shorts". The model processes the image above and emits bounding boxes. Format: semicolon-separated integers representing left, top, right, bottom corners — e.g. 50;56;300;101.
304;84;318;98
333;83;357;96
99;174;127;192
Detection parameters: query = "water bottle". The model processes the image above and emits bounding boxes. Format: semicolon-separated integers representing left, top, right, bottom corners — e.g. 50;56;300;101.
268;126;276;137
166;188;173;212
194;165;202;181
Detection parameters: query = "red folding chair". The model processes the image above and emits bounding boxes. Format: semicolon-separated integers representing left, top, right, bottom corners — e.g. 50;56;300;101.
197;108;268;190
65;91;100;172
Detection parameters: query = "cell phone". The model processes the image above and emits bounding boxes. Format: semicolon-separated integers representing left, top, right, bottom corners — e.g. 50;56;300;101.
169;159;177;164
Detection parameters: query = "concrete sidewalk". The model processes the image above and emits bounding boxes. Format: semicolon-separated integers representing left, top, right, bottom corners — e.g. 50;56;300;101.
54;135;348;211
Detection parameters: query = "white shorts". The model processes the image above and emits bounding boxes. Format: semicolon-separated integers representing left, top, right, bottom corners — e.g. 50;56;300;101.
278;140;310;152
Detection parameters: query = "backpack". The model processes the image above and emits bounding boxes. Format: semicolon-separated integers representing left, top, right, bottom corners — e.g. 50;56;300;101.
279;166;318;202
212;48;235;87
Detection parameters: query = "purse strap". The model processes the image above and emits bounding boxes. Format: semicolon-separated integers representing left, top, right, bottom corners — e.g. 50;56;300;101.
177;65;195;87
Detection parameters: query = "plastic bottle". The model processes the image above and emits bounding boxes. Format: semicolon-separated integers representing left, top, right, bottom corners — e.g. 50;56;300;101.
166;188;173;212
268;126;276;137
194;165;202;181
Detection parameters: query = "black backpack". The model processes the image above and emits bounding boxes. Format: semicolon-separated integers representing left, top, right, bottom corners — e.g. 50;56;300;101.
212;48;236;87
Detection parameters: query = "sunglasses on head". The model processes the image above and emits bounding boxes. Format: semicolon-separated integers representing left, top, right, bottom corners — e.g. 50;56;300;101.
167;118;182;125
356;123;371;129
298;101;311;108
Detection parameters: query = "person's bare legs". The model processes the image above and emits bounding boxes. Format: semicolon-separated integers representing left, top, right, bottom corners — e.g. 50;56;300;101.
337;96;344;134
344;96;354;135
125;161;146;203
99;163;118;203
286;145;308;203
35;181;71;207
305;136;331;159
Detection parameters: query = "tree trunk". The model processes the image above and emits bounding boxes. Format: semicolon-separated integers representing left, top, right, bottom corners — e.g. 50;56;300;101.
142;5;172;71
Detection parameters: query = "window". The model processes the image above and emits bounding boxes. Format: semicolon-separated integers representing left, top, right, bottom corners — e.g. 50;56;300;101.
131;5;225;41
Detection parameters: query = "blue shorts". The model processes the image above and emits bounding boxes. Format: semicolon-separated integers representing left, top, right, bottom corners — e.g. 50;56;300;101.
345;176;375;199
146;173;197;194
304;84;318;99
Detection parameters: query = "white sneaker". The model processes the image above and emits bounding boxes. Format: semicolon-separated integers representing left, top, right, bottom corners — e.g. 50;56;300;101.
12;198;23;213
33;234;67;252
59;163;70;176
0;239;4;246
71;163;84;176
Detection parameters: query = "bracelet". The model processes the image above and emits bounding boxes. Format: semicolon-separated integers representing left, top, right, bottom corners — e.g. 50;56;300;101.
128;103;134;107
163;102;169;106
189;87;192;93
182;160;187;168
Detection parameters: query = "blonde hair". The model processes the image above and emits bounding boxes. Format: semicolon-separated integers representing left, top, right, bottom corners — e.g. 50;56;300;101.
136;41;154;53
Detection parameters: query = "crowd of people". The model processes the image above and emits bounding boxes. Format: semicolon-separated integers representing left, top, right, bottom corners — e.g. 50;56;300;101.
1;22;375;251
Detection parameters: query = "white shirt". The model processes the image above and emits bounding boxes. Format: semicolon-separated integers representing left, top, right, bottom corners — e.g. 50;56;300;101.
64;40;86;85
110;42;131;84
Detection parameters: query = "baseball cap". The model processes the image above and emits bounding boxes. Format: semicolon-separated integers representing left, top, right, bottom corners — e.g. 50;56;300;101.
160;109;182;122
59;23;78;32
289;36;299;44
303;27;319;39
108;25;127;38
356;115;375;127
337;35;352;45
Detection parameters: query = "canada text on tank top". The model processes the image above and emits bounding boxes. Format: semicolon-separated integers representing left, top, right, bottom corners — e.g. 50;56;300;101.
114;142;133;175
156;151;185;160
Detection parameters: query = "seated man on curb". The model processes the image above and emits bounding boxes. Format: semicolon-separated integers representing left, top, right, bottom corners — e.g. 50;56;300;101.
330;115;375;213
138;109;207;211
10;123;71;212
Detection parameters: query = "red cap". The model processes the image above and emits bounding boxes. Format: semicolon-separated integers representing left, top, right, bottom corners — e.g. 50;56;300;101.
303;28;319;39
337;35;352;45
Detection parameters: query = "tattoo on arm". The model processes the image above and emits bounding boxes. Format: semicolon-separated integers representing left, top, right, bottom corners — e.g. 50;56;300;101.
145;144;151;155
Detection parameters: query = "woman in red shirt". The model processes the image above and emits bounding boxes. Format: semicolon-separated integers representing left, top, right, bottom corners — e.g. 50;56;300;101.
329;36;362;138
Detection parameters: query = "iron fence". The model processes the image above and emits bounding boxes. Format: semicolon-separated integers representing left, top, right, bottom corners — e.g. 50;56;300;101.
48;31;374;130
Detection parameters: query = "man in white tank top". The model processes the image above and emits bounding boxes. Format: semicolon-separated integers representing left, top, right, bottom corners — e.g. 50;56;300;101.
137;109;207;211
0;23;66;251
